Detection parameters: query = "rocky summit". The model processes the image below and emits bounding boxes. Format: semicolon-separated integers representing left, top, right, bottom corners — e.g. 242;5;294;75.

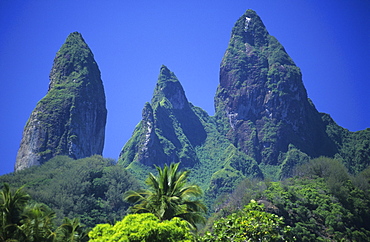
214;9;338;165
14;10;369;195
117;10;369;190
118;65;207;169
15;32;107;171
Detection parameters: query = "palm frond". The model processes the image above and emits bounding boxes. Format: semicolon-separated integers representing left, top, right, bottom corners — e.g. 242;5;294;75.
124;162;206;228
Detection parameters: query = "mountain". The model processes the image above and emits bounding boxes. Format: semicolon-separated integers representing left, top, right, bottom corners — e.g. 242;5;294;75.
118;9;370;191
12;9;369;207
118;65;206;169
15;32;107;171
214;9;338;165
3;8;370;241
118;65;263;198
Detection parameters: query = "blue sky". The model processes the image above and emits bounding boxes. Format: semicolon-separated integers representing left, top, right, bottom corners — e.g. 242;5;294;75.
1;1;369;175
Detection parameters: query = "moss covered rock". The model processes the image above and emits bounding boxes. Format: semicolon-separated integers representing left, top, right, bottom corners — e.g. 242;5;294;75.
15;32;107;171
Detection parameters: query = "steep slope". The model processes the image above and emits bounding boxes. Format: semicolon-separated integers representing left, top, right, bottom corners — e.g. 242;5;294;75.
214;9;337;165
118;10;369;193
118;65;263;199
321;113;370;174
118;65;207;169
15;32;107;171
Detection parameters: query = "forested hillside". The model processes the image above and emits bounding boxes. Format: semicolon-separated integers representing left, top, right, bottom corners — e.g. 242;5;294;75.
1;156;139;228
2;156;370;241
2;8;370;242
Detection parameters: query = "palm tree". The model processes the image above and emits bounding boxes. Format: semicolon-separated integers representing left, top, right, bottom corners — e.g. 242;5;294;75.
56;217;87;242
19;203;56;242
124;163;206;229
0;183;30;241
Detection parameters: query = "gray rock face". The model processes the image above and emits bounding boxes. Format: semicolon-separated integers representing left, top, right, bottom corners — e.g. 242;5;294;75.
15;32;107;171
118;65;206;168
214;10;337;164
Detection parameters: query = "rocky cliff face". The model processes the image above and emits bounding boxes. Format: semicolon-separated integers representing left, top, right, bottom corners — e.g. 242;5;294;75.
118;65;263;198
117;10;370;192
15;32;107;171
214;10;337;164
118;65;206;168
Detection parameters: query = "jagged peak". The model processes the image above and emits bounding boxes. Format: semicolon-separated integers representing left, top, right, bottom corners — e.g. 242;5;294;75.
54;32;91;61
158;65;176;82
230;9;269;48
49;32;98;90
151;65;188;109
64;32;86;46
15;32;106;172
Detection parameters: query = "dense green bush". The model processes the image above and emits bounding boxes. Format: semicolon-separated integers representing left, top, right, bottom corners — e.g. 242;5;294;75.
0;155;140;228
89;213;194;242
200;200;294;241
2;154;370;241
205;158;370;241
0;183;88;241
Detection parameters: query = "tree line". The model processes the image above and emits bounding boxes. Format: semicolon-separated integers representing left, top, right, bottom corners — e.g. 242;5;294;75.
2;156;370;241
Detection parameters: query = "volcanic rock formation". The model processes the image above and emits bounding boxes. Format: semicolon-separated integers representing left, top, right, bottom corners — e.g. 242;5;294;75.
118;65;206;168
214;10;337;164
15;32;107;171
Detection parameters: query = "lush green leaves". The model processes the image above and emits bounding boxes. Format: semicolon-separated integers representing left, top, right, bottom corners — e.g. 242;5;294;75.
205;158;370;241
0;155;140;228
263;167;370;241
124;163;206;229
89;213;194;242
0;183;30;241
200;200;293;241
0;183;88;241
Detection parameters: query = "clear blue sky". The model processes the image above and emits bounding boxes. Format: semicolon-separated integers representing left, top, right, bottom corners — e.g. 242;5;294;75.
1;1;369;175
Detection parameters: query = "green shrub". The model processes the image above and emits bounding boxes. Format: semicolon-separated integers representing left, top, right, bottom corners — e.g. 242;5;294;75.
88;213;194;242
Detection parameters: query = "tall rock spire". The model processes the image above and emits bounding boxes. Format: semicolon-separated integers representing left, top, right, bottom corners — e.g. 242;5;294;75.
118;65;206;168
151;65;189;110
214;10;337;164
15;32;107;171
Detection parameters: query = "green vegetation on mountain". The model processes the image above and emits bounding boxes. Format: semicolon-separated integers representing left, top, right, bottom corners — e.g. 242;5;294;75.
0;183;88;241
210;157;370;241
1;156;139;228
15;32;107;172
3;9;370;242
215;9;338;168
3;157;370;241
124;163;206;230
322;113;370;174
199;200;294;241
118;65;207;169
89;213;194;242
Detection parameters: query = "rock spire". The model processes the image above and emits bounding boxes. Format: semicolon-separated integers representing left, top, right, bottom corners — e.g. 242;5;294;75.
214;10;337;164
118;65;206;168
15;32;107;171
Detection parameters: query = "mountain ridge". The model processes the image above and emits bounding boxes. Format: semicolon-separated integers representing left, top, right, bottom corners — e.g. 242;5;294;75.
13;10;370;192
214;9;338;165
117;9;370;194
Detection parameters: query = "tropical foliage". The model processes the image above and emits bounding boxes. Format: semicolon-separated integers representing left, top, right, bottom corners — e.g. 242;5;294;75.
0;155;140;228
209;157;370;241
2;156;370;241
0;183;88;241
200;200;294;241
124;162;206;229
89;213;194;242
0;183;30;241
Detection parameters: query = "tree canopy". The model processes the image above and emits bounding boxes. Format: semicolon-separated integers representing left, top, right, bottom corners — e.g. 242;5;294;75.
199;200;294;241
124;162;206;229
89;213;194;242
